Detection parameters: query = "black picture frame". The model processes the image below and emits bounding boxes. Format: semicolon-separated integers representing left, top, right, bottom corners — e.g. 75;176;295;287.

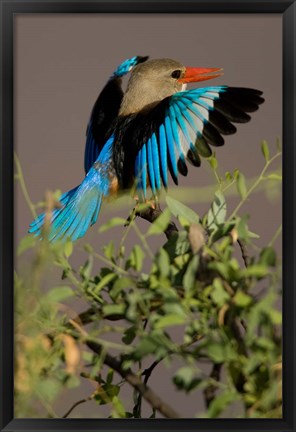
0;0;295;431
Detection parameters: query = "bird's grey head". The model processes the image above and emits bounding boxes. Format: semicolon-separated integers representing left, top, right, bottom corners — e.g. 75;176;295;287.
119;58;185;116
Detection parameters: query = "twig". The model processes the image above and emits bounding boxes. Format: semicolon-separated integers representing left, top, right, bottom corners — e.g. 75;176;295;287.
228;151;282;221
133;358;162;418
230;318;248;358
86;339;181;419
62;396;94;418
268;223;282;247
142;359;162;385
68;319;180;418
14;152;37;218
203;363;223;408
237;238;250;267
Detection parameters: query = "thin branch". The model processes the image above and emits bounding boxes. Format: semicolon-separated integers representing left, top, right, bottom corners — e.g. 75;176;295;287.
86;339;181;419
68;319;180;418
228;151;282;221
268;223;282;247
237;238;250;267
133;358;162;418
142;359;162;385
14;152;37;218
203;363;223;408
62;396;94;418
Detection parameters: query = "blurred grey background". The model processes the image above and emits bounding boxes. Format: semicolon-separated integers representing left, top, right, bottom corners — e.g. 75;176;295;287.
14;13;282;418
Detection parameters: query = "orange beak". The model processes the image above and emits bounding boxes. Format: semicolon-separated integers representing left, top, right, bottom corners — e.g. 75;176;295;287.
178;67;223;83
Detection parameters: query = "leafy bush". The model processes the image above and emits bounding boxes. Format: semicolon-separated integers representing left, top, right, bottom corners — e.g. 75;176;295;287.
14;141;282;418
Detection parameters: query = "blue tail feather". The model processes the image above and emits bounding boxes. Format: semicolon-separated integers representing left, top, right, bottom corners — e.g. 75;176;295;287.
29;136;114;242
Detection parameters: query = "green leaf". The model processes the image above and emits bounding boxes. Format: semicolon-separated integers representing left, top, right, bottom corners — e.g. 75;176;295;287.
111;395;126;417
37;378;61;403
266;173;282;181
212;221;235;243
207;191;226;231
164;231;190;258
207;343;226;363
225;171;233;181
94;384;120;405
259;246;277;267
236;215;249;241
65;375;80;389
156;248;170;278
126;245;145;272
208;154;218;170
240;264;269;278
122;326;137;345
236;216;260;242
110;277;133;299
236;172;247;199
95;273;117;293
207;390;238;418
233;290;253;307
99;217;126;233
173;366;202;392
261;140;270;162
246;291;277;339
155;313;187;329
183;255;199;292
166;196;199;224
211;278;230;307
106;369;114;384
79;257;93;280
64;239;73;258
45;286;75;303
269;309;282;325
133;336;158;358
248;230;260;239
147;208;171;235
103;304;126;317
103;241;115;261
17;235;37;255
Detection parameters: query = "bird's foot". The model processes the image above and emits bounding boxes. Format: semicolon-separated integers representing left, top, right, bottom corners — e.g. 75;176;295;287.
124;197;159;227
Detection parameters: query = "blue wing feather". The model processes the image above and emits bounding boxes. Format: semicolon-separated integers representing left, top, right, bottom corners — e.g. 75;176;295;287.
165;115;178;181
147;138;156;194
133;85;263;197
151;132;161;190
141;144;147;198
159;124;168;187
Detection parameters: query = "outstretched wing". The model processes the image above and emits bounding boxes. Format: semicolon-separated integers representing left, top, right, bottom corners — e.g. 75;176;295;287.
131;86;264;198
84;55;149;174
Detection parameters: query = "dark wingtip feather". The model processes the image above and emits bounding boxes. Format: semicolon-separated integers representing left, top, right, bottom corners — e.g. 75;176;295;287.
168;157;179;185
177;158;188;176
203;122;225;147
187;148;201;167
208;110;237;135
214;99;251;123
222;88;265;113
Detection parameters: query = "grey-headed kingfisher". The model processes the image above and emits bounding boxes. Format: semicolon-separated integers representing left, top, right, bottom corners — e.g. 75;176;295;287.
29;56;264;241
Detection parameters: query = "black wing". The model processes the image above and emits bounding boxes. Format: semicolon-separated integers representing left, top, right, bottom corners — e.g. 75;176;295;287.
84;55;149;173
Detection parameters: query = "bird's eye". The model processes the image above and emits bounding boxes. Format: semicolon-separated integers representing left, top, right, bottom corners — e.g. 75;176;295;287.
171;70;182;79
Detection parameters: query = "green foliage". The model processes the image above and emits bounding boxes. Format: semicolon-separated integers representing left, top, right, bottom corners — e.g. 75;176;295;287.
14;141;282;419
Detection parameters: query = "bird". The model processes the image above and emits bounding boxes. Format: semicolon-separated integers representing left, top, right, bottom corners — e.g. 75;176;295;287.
29;56;264;242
